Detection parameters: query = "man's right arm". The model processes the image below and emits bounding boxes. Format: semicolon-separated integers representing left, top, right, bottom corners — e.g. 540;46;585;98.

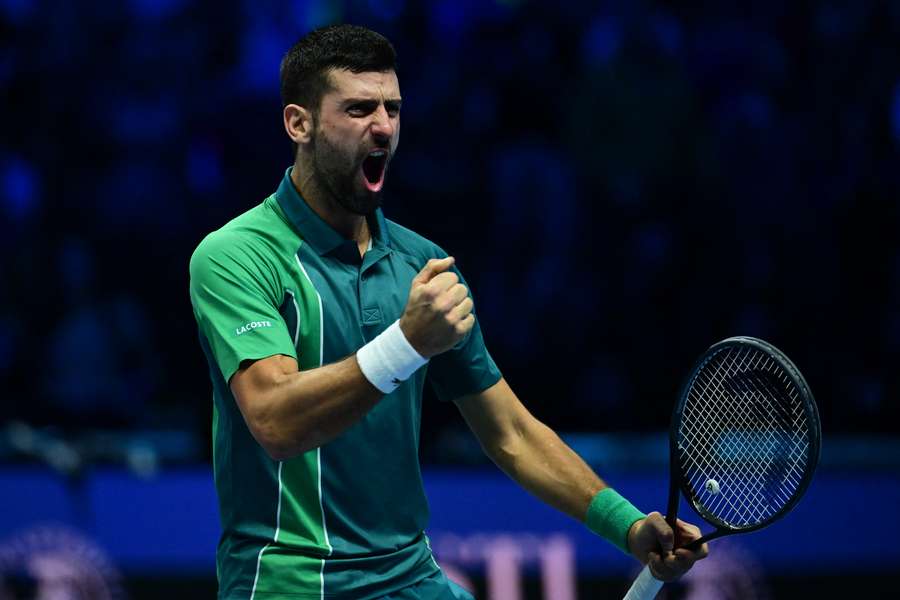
230;353;381;459
229;256;474;460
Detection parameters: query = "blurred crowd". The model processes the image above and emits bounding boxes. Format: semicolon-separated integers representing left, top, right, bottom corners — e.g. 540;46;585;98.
1;0;898;462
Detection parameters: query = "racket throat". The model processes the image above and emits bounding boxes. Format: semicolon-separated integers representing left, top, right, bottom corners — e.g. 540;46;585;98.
681;529;726;551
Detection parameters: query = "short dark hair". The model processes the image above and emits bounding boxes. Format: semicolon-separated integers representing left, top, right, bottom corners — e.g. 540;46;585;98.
280;24;397;112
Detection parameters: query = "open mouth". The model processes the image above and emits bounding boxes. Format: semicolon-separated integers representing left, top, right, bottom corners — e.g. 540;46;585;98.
361;149;388;192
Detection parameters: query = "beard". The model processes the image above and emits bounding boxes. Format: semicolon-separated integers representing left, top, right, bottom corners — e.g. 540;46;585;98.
309;128;384;216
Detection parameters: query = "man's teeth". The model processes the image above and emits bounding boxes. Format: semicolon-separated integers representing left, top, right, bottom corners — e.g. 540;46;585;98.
370;150;386;157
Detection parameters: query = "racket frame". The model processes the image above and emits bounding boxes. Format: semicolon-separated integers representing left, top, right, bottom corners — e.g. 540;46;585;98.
665;336;821;549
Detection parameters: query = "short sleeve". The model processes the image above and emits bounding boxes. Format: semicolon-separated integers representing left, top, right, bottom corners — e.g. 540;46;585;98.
189;232;297;383
426;265;502;402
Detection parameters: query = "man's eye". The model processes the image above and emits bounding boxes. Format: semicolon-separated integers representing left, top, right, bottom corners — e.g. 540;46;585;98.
347;103;373;116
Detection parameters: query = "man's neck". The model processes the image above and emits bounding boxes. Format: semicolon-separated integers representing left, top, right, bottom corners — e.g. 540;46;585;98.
290;161;370;254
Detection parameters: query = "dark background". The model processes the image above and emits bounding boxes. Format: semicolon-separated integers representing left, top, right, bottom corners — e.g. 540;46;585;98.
3;0;899;443
1;0;899;598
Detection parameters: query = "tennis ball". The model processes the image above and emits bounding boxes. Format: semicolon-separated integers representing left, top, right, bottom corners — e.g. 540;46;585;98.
705;479;720;495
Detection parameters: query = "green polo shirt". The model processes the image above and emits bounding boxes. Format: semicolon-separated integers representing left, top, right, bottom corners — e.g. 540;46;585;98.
189;168;501;599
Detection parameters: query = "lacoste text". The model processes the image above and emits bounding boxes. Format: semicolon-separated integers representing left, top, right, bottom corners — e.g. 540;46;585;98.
236;321;272;335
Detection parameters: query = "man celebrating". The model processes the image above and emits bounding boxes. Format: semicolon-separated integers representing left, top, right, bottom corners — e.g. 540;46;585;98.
189;24;707;600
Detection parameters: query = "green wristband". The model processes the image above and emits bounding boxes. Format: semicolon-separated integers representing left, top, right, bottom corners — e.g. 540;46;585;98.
585;488;647;554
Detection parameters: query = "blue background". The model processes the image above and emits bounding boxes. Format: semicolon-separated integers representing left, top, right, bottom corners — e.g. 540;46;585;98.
2;466;898;574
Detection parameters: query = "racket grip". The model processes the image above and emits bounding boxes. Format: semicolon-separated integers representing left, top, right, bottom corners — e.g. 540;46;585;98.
622;565;664;600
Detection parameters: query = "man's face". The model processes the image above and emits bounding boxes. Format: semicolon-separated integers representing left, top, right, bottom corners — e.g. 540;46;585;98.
308;68;401;215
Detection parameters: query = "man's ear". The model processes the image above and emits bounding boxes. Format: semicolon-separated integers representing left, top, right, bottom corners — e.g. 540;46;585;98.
284;104;314;146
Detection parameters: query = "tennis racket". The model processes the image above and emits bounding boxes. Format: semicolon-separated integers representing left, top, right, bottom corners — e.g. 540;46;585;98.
623;336;821;600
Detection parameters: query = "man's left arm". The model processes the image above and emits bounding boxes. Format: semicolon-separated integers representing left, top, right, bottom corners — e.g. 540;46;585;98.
454;378;708;581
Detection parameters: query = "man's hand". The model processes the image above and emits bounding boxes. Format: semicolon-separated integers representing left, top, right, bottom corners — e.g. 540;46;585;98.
400;257;475;357
627;512;709;581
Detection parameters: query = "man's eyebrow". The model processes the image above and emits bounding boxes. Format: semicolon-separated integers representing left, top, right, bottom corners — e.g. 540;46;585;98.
342;97;403;105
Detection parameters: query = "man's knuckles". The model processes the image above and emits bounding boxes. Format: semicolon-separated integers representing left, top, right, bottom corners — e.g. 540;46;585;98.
450;283;468;302
424;285;469;313
418;287;439;302
429;271;458;289
454;318;473;336
412;283;443;303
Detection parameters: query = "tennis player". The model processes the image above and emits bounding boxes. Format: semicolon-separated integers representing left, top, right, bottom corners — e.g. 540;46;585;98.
189;24;708;600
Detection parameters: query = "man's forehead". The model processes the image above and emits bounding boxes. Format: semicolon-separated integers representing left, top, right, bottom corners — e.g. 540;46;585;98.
325;68;401;99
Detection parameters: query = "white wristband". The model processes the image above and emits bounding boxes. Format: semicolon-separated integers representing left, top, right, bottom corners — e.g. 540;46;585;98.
356;320;428;394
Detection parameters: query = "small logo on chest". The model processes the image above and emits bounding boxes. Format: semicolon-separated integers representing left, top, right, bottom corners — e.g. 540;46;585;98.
362;307;383;325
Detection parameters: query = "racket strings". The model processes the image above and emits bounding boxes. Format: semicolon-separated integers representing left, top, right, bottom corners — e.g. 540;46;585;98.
682;357;780;524
687;349;808;523
691;350;805;522
677;346;811;528
681;351;780;524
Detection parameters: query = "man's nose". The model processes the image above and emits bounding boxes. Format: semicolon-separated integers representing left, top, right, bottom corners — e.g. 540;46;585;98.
370;106;395;143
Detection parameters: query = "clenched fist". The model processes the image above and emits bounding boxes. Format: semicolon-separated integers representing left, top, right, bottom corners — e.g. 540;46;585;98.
627;512;709;582
399;257;475;358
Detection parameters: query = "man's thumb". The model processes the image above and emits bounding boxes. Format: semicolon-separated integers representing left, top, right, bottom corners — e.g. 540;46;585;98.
412;256;455;285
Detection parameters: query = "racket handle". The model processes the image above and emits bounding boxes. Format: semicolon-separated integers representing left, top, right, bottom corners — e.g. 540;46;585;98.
622;565;664;600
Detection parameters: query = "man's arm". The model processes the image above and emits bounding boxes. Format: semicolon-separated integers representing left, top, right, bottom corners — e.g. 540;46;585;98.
230;257;474;460
230;353;380;459
455;378;708;580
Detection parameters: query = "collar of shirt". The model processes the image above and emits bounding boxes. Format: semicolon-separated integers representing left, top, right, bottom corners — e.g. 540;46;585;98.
274;167;392;263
